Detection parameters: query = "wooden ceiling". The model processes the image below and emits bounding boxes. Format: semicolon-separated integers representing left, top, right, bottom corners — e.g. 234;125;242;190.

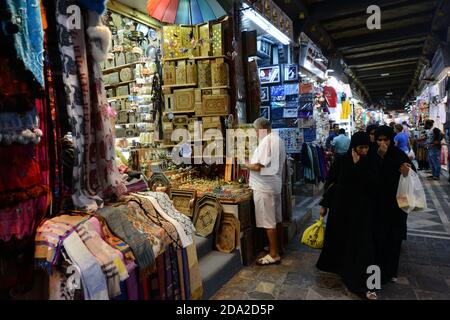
273;0;450;109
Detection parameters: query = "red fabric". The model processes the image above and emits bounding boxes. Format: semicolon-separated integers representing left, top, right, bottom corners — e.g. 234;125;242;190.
0;145;41;193
323;86;338;108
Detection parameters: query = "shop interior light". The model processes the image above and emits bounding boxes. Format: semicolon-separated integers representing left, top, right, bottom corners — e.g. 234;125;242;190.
381;73;390;77
242;3;291;45
315;58;324;62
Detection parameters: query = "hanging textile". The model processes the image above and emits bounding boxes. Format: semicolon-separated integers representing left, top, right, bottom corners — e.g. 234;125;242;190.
54;0;126;211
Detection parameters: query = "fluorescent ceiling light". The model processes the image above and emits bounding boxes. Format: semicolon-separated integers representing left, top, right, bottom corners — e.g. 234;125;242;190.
315;58;324;62
242;3;291;45
381;73;390;77
327;69;334;72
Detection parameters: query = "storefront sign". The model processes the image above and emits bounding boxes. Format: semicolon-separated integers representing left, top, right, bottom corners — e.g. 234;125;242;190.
259;65;280;84
299;33;328;79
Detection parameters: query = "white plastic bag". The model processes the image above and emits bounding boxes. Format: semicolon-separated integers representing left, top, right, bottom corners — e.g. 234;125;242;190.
396;170;427;213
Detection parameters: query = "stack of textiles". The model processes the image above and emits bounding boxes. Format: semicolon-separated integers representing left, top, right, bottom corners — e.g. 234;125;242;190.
300;143;328;184
35;192;202;300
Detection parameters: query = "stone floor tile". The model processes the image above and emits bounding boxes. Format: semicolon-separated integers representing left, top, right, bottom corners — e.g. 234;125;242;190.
413;276;450;293
211;288;247;300
253;281;276;295
414;289;450;300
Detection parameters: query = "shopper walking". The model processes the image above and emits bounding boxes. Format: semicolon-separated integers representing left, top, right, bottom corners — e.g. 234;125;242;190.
244;117;285;266
427;123;444;181
366;124;378;151
372;125;412;285
332;129;351;160
394;124;410;154
317;132;380;299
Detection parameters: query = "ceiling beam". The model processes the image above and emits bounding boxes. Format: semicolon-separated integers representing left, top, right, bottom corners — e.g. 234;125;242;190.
309;0;422;21
341;37;427;55
334;23;431;50
345;44;424;59
354;60;419;72
322;0;437;31
348;56;420;69
330;12;433;40
358;71;416;80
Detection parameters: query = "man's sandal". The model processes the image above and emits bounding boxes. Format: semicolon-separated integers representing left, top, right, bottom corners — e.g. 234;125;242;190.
256;254;281;266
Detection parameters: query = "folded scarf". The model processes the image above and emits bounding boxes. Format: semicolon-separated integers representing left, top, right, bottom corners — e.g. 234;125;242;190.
97;205;156;277
63;232;109;300
77;218;128;298
136;192;195;248
125;195;182;249
35;215;90;273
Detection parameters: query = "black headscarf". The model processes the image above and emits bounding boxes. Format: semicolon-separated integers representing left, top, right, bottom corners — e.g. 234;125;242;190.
366;124;378;135
348;131;370;155
374;125;395;143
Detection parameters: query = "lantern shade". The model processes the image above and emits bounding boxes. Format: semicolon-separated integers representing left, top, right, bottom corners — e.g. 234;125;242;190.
146;0;227;24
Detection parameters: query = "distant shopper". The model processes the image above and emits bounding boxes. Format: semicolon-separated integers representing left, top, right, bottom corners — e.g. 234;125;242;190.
326;124;339;150
366;124;379;151
332;129;351;158
427;126;444;181
244;117;286;266
394;124;410;154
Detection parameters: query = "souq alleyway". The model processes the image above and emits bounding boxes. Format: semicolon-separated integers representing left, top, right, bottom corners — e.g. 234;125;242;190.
212;171;450;300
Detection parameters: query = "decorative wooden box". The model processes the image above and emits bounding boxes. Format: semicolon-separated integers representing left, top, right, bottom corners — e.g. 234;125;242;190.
186;60;197;84
173;89;195;112
201;94;229;116
176;60;187;85
197;23;211;57
163;62;176;86
197;61;212;88
211;22;223;56
211;59;228;87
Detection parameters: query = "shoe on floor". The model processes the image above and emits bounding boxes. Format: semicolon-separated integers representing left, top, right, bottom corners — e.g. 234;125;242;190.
256;254;281;266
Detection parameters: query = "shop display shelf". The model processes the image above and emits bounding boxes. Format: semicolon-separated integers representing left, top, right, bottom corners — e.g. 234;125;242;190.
102;62;139;74
162;55;229;62
107;95;131;102
162;110;196;115
199;86;230;90
115;122;154;126
162;83;197;89
105;80;135;88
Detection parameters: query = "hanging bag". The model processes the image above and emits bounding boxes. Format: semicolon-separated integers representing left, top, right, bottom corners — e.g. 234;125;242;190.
396;170;427;213
301;216;325;249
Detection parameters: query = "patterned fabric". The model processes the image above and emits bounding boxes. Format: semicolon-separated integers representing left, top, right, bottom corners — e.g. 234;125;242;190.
126;195;182;249
55;0;126;211
136;192;195;248
35;214;90;273
96;205;156;277
63;232;109;300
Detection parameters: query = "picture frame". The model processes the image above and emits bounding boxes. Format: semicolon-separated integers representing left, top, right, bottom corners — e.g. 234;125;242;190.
261;87;269;102
260;106;270;120
284;64;298;81
259;65;280;84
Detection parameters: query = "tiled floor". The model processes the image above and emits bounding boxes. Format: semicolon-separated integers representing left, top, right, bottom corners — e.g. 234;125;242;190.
212;170;450;300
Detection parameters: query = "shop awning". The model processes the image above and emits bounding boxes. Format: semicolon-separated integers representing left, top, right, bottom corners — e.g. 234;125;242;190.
146;0;229;24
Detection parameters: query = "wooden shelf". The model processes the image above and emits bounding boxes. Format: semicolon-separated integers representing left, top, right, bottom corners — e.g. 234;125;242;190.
163;110;195;115
199;86;230;90
105;80;135;88
102;62;139;74
162;83;197;89
115;122;154;126
162;55;229;63
108;95;130;101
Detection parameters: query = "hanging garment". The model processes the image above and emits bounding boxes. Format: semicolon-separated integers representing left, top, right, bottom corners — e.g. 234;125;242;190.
341;100;351;120
136;192;195;248
0;0;45;88
0;195;47;242
48;261;84;300
97;205;156;276
55;0;126;211
63;232;109;300
323;86;337;108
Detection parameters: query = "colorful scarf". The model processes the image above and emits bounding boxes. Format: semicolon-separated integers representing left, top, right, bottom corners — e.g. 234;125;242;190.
96;205;156;277
35;214;90;273
63;232;109;300
136;192;195;248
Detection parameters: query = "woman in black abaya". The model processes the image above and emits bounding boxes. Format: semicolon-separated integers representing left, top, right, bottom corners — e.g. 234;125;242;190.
316;132;380;299
372;126;413;285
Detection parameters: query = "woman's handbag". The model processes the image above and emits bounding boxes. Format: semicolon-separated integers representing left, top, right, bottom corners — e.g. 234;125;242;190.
301;217;325;249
